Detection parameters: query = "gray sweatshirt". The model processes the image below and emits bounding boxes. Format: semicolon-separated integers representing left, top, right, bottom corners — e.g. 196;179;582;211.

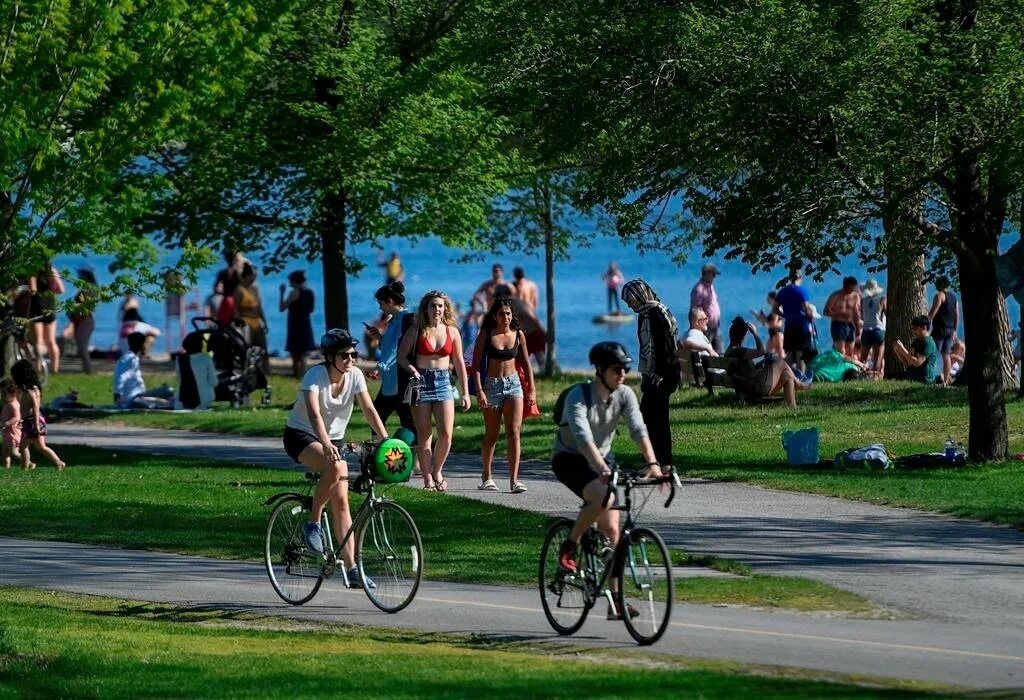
552;382;648;459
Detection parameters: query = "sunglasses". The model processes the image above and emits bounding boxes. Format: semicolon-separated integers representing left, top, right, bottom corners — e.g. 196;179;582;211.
607;365;629;374
340;351;359;359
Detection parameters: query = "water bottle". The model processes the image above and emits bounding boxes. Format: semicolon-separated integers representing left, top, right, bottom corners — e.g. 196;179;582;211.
944;437;957;461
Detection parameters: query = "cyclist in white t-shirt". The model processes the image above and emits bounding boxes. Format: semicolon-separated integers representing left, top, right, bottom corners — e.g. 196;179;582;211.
283;328;388;587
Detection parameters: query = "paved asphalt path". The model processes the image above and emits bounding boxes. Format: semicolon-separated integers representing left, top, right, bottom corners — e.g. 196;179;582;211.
5;422;1021;690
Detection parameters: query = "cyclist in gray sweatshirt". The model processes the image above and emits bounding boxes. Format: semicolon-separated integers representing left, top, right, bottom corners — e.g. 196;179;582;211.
551;341;663;617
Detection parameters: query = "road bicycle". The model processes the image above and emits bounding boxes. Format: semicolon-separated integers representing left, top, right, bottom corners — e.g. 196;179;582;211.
263;439;423;613
539;465;681;645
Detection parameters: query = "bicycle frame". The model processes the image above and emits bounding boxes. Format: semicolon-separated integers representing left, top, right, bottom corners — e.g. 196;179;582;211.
564;467;680;607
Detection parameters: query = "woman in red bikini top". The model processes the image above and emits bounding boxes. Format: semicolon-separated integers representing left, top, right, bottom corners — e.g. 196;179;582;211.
397;290;470;492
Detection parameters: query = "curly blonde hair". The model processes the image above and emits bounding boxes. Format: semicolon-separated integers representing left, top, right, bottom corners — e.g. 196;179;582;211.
416;290;457;335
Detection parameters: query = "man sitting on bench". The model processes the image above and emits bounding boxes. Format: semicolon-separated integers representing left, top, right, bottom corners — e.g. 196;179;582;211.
724;317;809;408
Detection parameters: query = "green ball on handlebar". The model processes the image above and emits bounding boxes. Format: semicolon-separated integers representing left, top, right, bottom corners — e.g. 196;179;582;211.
373;437;414;483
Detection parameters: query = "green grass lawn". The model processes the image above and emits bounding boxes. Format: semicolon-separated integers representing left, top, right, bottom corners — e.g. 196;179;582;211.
0;587;954;698
46;371;1024;527
0;445;875;615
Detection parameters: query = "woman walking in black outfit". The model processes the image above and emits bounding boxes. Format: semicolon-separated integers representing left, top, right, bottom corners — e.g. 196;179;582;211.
621;278;681;467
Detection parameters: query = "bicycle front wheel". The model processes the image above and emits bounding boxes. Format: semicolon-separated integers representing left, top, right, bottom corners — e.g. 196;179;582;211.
538;518;591;635
617;527;673;645
357;501;423;613
264;496;324;605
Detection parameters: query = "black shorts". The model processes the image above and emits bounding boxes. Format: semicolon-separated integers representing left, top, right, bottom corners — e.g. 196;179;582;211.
552;451;602;498
283;426;345;464
932;330;956;355
783;325;813;354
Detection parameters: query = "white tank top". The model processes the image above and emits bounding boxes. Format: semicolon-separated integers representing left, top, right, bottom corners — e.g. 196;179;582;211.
862;295;885;331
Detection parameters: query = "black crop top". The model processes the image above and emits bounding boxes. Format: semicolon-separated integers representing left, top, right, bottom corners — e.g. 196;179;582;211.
488;334;519;361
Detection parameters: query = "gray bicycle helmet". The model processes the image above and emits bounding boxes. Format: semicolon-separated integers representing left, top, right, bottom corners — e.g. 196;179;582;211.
589;341;632;369
320;328;358;357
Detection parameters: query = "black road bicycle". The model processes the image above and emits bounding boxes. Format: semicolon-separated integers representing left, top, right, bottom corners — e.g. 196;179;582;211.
539;466;681;645
263;440;423;613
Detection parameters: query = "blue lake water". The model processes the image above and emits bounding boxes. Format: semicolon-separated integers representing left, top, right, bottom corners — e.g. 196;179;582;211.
55;236;907;369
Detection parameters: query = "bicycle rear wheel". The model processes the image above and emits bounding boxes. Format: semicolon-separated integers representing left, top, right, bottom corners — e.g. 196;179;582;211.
264;496;324;605
617;527;673;645
357;500;423;613
539;518;591;635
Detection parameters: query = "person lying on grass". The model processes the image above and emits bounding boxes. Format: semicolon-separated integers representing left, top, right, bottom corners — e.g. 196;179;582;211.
724;317;810;408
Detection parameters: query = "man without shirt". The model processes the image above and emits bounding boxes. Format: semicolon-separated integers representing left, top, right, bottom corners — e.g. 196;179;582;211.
823;276;862;357
512;266;539;311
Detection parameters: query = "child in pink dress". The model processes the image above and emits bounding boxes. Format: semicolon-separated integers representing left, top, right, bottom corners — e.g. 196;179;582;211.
10;360;64;470
1;378;22;469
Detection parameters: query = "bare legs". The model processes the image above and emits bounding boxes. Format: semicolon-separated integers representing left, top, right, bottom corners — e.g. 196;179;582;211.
297;443;355;570
34;321;60;374
21;437;64;470
479;398;524;486
412;400;455;489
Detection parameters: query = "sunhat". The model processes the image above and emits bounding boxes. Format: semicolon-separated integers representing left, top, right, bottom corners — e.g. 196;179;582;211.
701;263;720;276
861;279;883;297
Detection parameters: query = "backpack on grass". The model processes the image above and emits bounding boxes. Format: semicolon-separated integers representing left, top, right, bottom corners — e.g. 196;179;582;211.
553;382;593;426
834;443;892;471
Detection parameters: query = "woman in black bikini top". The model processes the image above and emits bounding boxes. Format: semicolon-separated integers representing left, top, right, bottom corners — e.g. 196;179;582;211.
471;298;536;494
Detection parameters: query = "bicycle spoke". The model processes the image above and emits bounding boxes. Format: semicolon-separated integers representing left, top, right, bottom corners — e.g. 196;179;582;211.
539;519;592;635
358;501;422;613
618;527;672;645
264;497;323;605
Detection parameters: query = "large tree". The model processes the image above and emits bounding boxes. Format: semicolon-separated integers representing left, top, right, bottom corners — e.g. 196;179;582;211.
146;0;515;330
0;0;292;295
481;0;1024;459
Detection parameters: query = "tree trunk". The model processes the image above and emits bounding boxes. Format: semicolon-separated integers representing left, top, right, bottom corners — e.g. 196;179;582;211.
950;155;1008;461
543;217;559;377
540;181;559;376
320;189;349;332
882;203;928;377
995;296;1017;390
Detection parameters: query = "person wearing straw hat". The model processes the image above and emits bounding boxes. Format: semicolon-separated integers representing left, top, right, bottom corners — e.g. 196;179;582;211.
859;279;887;375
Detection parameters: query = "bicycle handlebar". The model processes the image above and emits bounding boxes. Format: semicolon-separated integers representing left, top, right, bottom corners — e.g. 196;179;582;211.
601;464;680;509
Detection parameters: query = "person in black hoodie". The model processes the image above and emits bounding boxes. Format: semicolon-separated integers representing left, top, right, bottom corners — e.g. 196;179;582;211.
621;278;681;466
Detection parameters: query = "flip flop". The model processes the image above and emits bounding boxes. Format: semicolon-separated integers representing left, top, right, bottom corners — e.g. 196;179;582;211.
435;477;449;493
478;479;498;491
423;481;436;491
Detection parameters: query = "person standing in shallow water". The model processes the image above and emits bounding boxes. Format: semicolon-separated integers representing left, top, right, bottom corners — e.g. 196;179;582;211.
602;261;624;315
621;278;681;467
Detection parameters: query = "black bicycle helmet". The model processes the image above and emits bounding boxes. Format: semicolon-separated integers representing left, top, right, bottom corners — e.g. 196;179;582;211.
320;328;358;357
589;341;632;369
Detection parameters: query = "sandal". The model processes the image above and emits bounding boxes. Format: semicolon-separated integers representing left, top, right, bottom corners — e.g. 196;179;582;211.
511;481;527;494
478;479;498;491
423;481;436;491
435;477;449;493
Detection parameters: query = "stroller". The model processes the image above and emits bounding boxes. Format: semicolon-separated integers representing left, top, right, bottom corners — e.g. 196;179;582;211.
184;317;270;407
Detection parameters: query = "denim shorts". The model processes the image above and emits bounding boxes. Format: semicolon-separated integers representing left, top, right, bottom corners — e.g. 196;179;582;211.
418;367;454;403
483;373;523;408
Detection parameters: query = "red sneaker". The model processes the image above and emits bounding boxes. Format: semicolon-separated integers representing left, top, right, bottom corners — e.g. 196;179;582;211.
558;540;578;573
